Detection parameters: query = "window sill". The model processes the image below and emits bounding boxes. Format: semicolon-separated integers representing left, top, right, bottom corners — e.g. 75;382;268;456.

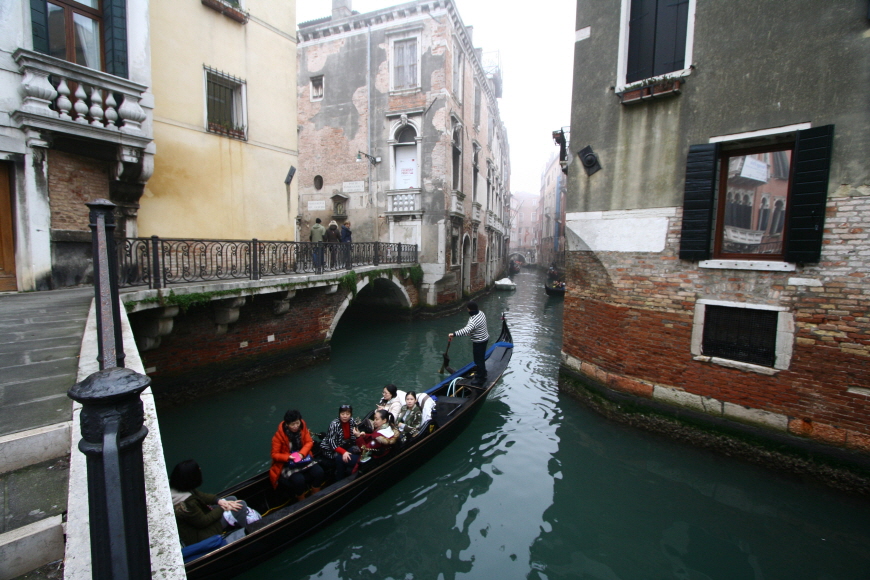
390;88;421;96
207;122;247;141
618;78;682;105
201;0;248;23
699;260;795;272
693;355;779;376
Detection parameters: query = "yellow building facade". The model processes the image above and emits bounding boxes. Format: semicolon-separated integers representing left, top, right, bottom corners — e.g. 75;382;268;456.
143;0;298;240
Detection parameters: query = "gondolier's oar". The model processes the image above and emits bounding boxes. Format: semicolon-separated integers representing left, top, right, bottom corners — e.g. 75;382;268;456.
438;338;452;374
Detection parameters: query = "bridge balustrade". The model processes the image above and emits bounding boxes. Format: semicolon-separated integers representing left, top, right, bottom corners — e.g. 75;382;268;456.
119;237;418;289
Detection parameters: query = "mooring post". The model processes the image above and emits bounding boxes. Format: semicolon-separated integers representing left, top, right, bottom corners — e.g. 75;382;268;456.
68;367;152;580
87;199;125;369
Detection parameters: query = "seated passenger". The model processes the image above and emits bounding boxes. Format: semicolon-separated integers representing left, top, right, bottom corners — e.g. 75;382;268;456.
376;384;406;419
417;392;436;423
270;409;326;501
395;391;423;436
320;404;359;479
352;409;398;472
169;459;250;546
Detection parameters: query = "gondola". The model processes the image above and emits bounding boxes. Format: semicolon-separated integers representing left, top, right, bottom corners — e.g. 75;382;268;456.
184;317;514;579
544;283;566;297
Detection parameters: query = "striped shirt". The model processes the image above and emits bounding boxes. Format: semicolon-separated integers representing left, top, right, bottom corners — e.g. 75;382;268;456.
453;311;489;343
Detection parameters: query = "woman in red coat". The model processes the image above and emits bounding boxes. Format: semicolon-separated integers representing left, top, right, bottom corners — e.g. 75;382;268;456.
352;409;398;473
269;409;325;501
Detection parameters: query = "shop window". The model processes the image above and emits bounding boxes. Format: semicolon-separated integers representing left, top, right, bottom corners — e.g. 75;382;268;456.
679;125;834;264
205;67;247;140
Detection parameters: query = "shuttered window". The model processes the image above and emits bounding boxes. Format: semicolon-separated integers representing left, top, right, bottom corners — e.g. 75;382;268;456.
626;0;689;84
678;126;834;264
393;39;418;91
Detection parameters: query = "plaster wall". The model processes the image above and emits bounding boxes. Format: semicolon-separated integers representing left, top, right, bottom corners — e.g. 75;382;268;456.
568;0;870;214
142;0;298;240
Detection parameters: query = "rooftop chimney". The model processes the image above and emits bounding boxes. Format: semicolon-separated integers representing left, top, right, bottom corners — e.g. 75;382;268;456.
333;0;352;19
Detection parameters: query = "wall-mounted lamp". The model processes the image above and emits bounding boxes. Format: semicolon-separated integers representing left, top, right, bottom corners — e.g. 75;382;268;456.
356;151;381;165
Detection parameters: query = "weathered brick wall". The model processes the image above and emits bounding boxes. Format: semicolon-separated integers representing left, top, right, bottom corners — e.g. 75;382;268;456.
48;150;110;231
563;193;870;445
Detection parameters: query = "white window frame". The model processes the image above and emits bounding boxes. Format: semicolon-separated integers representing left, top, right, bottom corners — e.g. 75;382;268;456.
310;75;324;101
203;66;247;139
691;299;794;374
388;28;422;93
615;0;698;93
387;116;422;191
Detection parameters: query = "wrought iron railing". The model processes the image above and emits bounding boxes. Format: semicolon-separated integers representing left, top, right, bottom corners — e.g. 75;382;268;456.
119;237;418;289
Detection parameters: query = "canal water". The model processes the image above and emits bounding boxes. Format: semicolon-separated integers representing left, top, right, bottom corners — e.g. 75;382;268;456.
159;269;870;579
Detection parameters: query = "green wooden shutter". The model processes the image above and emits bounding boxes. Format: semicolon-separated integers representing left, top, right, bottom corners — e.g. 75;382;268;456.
626;0;657;83
679;143;719;261
30;0;49;54
103;0;128;78
652;0;689;77
784;125;834;263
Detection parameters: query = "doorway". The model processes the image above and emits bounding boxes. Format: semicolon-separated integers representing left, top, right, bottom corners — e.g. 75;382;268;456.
0;162;16;292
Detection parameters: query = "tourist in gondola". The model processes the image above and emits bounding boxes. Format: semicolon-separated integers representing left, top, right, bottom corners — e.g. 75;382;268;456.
320;404;359;479
270;409;325;501
396;391;423;436
353;409;398;473
169;459;251;546
376;384;405;418
448;300;489;385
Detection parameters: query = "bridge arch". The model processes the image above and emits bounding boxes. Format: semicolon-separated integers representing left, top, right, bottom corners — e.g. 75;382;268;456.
326;273;412;339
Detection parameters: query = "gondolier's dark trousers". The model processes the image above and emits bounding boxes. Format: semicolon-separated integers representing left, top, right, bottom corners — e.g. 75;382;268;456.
473;340;488;383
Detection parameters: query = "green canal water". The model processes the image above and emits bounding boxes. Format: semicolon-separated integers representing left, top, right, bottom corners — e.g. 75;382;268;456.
158;269;870;579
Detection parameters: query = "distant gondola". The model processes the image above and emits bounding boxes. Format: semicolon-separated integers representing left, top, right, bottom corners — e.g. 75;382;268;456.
544;283;566;297
183;318;514;579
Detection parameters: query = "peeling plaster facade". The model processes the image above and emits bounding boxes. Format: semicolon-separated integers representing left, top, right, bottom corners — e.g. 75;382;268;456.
296;0;510;306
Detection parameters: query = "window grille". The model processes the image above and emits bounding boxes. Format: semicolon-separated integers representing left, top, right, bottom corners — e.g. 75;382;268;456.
702;305;777;367
205;66;246;139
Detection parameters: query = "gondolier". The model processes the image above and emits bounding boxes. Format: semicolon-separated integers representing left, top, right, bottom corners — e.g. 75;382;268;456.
449;301;489;385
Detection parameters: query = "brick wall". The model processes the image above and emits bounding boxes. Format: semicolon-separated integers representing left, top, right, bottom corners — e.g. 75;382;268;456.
48;150;111;231
562;193;870;445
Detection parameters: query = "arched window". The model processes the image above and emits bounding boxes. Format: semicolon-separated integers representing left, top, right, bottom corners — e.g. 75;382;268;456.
452;125;462;192
393;124;418;189
771;200;785;235
758;198;770;232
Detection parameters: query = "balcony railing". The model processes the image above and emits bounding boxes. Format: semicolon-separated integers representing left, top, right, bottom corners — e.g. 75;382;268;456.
119;237;418;289
12;49;150;147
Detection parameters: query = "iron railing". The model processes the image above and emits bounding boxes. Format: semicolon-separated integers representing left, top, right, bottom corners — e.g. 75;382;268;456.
119;237;418;289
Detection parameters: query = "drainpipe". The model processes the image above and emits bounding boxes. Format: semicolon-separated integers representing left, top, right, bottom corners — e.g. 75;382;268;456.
553;172;562;255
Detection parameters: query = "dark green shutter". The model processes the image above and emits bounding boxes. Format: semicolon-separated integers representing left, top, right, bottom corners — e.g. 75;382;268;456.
679;143;719;261
784;125;834;263
103;0;128;78
626;0;657;83
653;0;689;77
30;0;49;54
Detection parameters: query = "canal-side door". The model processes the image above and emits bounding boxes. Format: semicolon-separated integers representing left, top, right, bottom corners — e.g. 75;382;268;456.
0;162;16;292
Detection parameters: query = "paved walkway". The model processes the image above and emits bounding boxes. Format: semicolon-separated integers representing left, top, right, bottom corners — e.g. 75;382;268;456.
0;288;92;438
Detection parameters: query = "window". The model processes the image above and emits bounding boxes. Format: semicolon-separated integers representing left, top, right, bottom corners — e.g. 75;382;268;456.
679;125;834;265
205;68;246;140
393;122;419;189
472;146;480;203
621;0;694;85
453;44;463;102
692;300;793;371
310;76;323;101
46;0;102;70
473;84;481;127
392;38;418;91
452;125;462;192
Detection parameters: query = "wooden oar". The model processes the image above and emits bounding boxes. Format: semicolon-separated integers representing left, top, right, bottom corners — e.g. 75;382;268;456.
438;338;452;374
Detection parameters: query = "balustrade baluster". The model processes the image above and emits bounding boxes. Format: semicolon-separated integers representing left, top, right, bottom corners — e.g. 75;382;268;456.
73;84;89;124
89;87;105;127
104;92;118;129
56;77;73;121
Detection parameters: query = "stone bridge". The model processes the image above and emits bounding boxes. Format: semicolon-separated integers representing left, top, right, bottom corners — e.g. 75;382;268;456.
122;265;420;406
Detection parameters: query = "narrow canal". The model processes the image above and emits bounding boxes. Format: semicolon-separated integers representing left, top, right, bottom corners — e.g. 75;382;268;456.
159;269;870;579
